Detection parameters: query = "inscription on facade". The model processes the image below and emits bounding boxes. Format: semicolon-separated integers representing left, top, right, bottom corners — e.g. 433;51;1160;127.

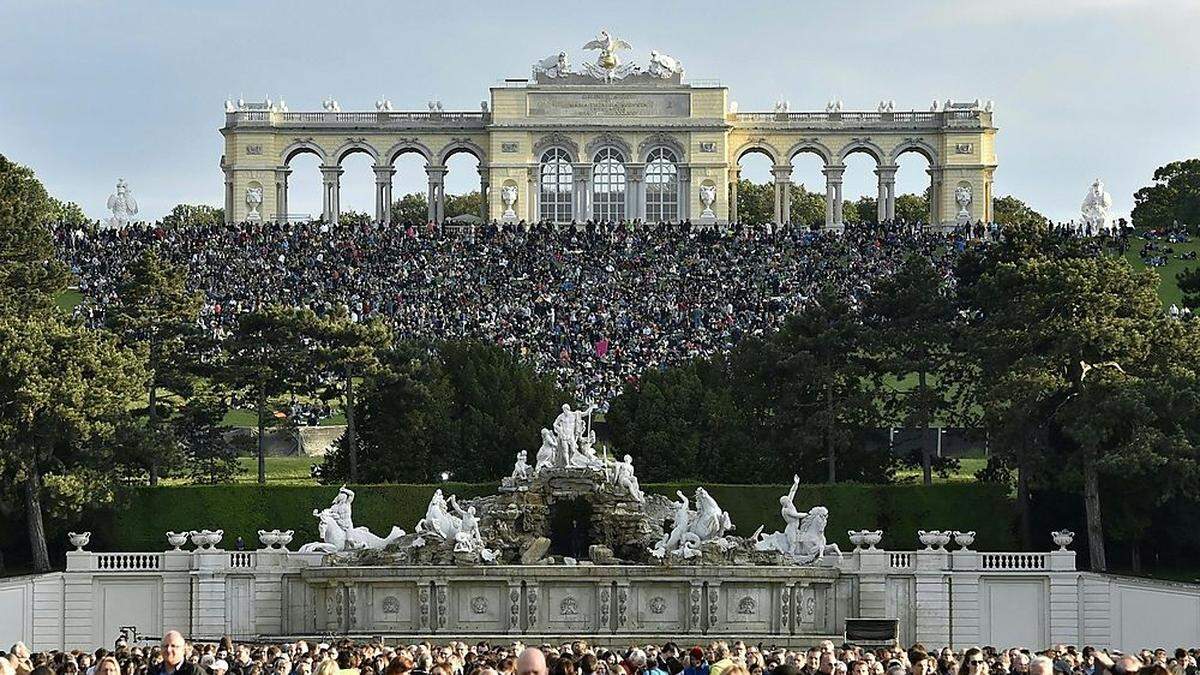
699;142;716;153
528;92;690;118
955;143;974;154
245;144;263;155
501;142;519;153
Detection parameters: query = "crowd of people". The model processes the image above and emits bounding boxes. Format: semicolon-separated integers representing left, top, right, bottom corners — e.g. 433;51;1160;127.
53;219;964;408
2;635;1195;675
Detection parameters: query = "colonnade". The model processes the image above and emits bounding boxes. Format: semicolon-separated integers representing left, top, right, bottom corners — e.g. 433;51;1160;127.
270;159;488;226
732;159;914;228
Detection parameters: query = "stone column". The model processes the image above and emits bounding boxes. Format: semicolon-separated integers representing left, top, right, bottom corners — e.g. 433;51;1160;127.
572;163;592;222
373;165;394;224
678;166;691;222
478;167;489;221
527;167;538;222
773;165;793;224
772;179;782;225
927;167;943;227
876;165;897;223
224;171;235;224
729;167;740;224
625;163;645;222
320;165;343;225
274;167;290;225
426;165;447;223
823;165;845;230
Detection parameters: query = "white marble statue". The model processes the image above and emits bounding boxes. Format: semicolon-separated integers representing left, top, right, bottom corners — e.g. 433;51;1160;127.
775;99;790;114
753;476;842;563
552;403;595;467
322;97;341;112
375;98;394;111
570;429;604;469
825;100;843;113
533;52;571;78
415;488;461;539
245;186;263;222
511;450;532;481
647;50;684;79
224;99;236;113
699;185;717;219
534;428;559;472
298;486;405;553
500;185;518;220
1080;179;1114;233
611;454;644;502
582;29;634;81
449;496;484;551
106;178;138;229
277;98;288;112
955;185;973;223
651;487;734;557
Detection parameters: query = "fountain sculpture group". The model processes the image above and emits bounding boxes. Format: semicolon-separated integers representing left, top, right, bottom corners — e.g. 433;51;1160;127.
296;403;837;567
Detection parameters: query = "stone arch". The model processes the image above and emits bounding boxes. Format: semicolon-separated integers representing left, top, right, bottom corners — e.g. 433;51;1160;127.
636;133;686;163
889;138;939;165
437;138;487;165
585;132;633;162
383;139;434;166
282;140;328;165
785;140;834;165
333;139;381;165
838;138;886;164
532;133;581;163
734;140;780;164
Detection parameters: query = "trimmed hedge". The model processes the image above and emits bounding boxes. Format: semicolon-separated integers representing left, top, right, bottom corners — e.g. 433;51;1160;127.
99;482;1017;553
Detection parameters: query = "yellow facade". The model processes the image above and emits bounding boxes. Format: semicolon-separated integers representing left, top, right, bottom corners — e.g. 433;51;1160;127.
221;77;997;228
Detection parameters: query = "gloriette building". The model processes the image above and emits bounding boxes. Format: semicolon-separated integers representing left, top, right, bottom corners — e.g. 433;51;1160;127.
220;34;997;227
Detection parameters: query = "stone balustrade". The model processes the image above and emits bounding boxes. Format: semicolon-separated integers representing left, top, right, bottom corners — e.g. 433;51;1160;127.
224;110;492;129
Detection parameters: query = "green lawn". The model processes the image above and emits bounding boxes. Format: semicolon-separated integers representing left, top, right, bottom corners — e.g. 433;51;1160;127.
894;456;988;484
220;409;346;428
56;289;82;313
233;456;319;485
1120;232;1200;307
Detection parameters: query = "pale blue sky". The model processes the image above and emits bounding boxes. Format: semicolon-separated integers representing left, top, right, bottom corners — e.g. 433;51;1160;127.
2;0;1197;222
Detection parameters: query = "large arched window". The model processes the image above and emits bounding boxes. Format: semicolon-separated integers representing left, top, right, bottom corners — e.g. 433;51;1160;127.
539;148;573;222
592;148;626;222
644;148;679;223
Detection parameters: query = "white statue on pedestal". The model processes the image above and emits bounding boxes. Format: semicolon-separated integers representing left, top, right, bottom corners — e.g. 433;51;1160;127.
415;488;461;539
651;487;734;558
533;52;571;78
511;450;532;481
611;454;644;502
245;186;263;222
299;486;405;553
698;185;717;220
500;185;518;221
534;428;558;472
955;185;973;223
552;403;595;467
1080;178;1113;233
753;476;842;563
106;178;138;229
647;51;684;79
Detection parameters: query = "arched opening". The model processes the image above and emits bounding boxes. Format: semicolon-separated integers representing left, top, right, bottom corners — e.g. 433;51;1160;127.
338;149;376;224
548;497;593;559
284;149;323;222
735;148;774;224
894;147;934;225
389;148;430;226
644;147;679;223
592;147;626;223
788;149;827;228
443;148;483;222
840;148;882;226
540;148;574;223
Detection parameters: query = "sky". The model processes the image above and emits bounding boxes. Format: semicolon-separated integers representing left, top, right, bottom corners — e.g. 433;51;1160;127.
2;0;1198;223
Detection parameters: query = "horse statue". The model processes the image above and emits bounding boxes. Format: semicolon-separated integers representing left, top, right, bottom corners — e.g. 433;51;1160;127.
298;507;404;553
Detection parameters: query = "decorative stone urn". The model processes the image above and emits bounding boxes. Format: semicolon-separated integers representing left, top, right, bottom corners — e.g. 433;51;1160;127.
860;530;883;550
257;529;295;550
500;185;518;222
953;530;976;550
258;530;280;549
68;532;91;551
918;530;948;550
165;531;189;550
190;529;224;550
847;530;866;551
1051;530;1075;550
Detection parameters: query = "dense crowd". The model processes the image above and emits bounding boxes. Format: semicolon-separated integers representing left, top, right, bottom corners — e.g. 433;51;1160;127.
3;635;1195;675
53;219;964;408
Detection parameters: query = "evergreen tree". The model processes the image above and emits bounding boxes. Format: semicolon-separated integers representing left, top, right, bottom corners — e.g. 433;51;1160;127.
1131;159;1200;230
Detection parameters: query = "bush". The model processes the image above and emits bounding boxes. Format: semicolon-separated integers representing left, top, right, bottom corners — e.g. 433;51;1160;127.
95;481;1017;553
